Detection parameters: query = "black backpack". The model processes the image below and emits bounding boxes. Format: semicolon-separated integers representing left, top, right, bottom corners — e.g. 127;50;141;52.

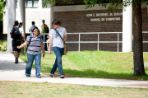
10;27;22;40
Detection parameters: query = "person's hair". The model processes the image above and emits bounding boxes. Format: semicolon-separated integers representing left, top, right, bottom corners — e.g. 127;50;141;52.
52;19;61;26
32;27;40;36
19;22;23;27
32;21;35;25
42;19;45;23
14;20;19;26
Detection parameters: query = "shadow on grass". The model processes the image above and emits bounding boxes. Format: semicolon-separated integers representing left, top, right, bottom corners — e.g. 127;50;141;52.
64;69;148;80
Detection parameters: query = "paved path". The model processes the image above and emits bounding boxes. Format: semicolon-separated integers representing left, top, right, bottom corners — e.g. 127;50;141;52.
0;52;148;88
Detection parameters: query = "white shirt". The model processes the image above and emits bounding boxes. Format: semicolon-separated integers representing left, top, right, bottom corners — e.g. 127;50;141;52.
49;27;67;48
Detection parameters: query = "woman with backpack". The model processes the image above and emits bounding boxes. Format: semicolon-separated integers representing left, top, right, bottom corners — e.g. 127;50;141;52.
17;27;45;78
10;20;24;64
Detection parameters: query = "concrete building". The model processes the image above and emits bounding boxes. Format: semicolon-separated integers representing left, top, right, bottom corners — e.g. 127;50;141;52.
3;0;52;34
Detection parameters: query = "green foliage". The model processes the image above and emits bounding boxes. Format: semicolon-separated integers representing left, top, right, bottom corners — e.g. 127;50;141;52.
43;0;56;7
83;0;123;11
0;40;7;51
84;0;148;7
0;0;4;21
43;0;79;7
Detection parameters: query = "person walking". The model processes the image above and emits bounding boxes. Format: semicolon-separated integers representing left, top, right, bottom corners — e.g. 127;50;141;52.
29;21;36;33
48;20;67;78
19;22;25;42
17;27;45;78
10;20;23;64
41;19;49;50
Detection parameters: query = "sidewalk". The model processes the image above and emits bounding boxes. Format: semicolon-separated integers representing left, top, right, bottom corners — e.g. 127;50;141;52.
0;52;148;88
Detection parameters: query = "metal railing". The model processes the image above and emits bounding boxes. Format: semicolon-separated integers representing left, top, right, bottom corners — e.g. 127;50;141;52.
66;32;122;52
44;31;148;52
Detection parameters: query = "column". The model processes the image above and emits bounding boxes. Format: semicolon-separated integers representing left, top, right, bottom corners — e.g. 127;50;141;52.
6;0;16;52
18;0;25;36
122;1;133;52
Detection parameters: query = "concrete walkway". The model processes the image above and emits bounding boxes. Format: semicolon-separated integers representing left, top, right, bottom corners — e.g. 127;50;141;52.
0;52;148;88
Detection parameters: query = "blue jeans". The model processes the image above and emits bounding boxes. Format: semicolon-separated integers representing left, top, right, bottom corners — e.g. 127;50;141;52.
50;47;64;75
26;53;41;77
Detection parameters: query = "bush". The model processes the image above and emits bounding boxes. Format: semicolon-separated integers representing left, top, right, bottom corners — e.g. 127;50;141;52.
0;40;7;51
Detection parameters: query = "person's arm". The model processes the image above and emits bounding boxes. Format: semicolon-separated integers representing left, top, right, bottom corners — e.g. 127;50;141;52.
17;41;28;49
47;36;53;54
41;42;45;57
64;28;67;43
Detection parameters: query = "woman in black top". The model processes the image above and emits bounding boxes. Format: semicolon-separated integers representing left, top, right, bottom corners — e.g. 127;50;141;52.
10;20;23;64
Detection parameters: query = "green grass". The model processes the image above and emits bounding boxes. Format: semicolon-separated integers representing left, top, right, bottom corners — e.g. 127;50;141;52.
20;51;148;80
0;81;148;98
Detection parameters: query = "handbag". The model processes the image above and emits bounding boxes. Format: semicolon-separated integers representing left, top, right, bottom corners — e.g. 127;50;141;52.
54;29;67;55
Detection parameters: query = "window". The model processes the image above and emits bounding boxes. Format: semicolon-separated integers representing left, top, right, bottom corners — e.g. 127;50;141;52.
25;0;39;8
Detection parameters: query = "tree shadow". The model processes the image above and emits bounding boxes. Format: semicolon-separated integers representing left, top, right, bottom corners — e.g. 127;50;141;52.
64;69;148;80
0;60;25;71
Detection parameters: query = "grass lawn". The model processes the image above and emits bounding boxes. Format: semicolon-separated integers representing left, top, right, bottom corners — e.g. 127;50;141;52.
0;81;148;98
20;51;148;80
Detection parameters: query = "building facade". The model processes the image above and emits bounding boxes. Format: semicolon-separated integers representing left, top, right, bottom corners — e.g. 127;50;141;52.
4;0;148;52
53;5;148;52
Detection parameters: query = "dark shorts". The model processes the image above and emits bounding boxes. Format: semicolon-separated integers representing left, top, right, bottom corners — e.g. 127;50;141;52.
12;40;21;52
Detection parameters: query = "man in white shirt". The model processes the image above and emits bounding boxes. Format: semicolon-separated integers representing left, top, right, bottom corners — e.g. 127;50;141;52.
48;20;67;78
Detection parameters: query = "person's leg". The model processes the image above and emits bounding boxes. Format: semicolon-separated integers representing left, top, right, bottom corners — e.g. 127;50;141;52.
54;47;64;77
13;40;21;64
50;58;58;76
15;40;22;63
12;40;18;63
12;51;18;63
34;53;41;78
25;53;34;77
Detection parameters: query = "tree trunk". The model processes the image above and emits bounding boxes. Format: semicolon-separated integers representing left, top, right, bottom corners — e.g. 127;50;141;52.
133;0;146;75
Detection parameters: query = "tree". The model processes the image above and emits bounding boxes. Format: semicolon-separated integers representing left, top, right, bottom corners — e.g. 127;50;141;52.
132;0;145;75
43;0;74;7
0;0;4;21
84;0;147;76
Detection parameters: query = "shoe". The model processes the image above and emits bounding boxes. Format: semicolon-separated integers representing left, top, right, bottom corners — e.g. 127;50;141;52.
36;76;41;78
15;58;18;64
50;74;54;77
60;75;64;79
26;75;30;77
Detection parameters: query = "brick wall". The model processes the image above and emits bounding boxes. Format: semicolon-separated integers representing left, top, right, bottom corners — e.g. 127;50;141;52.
54;10;122;32
54;7;148;52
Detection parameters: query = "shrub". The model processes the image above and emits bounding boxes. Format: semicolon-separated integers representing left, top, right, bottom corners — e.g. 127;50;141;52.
0;40;7;51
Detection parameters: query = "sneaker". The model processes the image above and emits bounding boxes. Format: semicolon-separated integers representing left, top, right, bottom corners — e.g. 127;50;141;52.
26;75;30;77
50;74;54;77
60;75;65;79
36;76;41;78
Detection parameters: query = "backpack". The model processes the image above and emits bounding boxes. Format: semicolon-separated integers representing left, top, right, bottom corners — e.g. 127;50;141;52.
10;27;22;40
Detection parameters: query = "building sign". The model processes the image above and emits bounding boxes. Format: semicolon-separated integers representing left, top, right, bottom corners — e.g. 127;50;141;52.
86;12;122;22
55;10;123;32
